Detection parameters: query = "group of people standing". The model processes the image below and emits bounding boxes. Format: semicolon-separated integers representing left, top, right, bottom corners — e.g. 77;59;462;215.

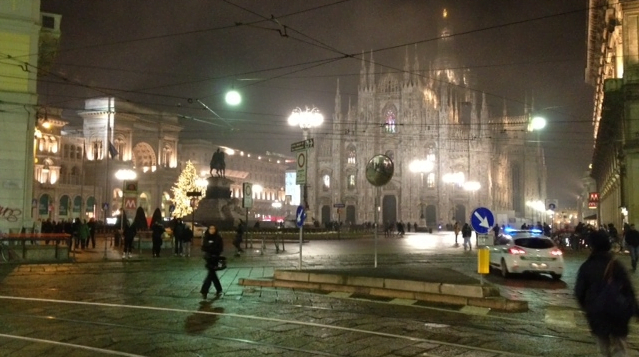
40;217;96;250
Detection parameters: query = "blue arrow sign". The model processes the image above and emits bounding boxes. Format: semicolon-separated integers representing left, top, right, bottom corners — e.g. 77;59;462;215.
470;207;494;234
296;205;306;228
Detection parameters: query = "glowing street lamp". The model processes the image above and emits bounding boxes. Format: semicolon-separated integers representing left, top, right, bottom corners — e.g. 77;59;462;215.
288;107;323;139
225;89;242;106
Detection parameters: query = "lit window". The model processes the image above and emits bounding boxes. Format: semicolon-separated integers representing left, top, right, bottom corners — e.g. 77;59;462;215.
347;174;356;190
322;174;330;191
347;146;356;164
383;107;397;133
427;173;435;188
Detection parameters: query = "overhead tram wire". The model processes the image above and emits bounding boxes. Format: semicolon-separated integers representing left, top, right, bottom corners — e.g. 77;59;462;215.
20;5;596;130
30;0;355;57
28;5;594;115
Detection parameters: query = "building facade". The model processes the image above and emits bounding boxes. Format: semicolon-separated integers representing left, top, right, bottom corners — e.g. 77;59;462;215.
31;97;294;225
308;10;547;228
585;0;639;228
0;3;53;233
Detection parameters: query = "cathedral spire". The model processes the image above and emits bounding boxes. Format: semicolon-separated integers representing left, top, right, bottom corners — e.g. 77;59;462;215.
335;78;341;116
359;50;367;91
368;50;375;89
502;98;507;117
413;44;420;86
403;46;410;85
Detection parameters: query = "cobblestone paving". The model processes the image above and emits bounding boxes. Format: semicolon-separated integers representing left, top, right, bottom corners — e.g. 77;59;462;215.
0;232;638;356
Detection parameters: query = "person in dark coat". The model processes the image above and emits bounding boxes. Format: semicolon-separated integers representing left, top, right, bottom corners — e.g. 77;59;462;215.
624;224;639;272
151;221;165;257
122;220;137;259
575;230;639;356
233;220;245;255
200;225;224;300
461;223;472;251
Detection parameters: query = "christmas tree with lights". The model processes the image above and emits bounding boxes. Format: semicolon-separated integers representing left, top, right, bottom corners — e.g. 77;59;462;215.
171;161;205;218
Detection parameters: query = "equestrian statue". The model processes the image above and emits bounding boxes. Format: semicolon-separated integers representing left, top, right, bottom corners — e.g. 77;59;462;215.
209;148;226;178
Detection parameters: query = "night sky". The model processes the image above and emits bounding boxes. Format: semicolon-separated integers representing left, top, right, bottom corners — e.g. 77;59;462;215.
39;0;593;209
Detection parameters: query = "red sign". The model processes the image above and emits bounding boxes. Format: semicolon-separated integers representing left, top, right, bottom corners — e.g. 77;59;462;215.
588;192;599;209
124;197;137;209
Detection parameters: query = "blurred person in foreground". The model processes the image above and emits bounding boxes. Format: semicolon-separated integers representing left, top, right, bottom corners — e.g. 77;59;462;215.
575;230;639;357
200;225;224;300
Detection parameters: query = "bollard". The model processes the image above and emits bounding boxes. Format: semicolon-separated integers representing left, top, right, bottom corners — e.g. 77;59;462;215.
477;248;490;284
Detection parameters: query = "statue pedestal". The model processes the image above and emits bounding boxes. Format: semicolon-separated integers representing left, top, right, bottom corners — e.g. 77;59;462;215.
193;177;243;230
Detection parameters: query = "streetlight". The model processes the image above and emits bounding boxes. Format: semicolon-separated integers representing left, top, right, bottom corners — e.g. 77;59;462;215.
410;159;434;223
288;106;323;270
288;107;324;140
525;114;547;223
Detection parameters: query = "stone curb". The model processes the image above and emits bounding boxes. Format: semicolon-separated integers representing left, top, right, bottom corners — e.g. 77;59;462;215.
239;274;528;313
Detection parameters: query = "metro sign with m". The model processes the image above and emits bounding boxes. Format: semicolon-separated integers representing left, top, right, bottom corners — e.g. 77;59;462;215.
124;197;137;209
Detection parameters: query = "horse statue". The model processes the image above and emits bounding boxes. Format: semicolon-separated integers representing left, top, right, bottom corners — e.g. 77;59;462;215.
209;148;226;178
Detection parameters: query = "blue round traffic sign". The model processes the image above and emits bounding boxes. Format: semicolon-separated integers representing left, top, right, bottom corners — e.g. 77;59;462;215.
296;205;306;228
470;207;494;234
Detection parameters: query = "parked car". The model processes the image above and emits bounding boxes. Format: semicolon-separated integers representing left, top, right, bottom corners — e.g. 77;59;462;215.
489;229;564;280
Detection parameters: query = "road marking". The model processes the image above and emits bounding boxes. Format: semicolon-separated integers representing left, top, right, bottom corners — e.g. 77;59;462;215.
0;333;147;356
0;295;538;357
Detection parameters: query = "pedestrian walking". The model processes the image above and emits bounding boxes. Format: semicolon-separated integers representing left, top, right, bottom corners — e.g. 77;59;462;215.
183;224;193;257
453;221;460;246
461;223;472;251
200;225;224;300
172;218;185;256
575;230;639;356
122;219;136;259
233;220;245;255
87;218;96;249
624;224;639;272
151;221;165;257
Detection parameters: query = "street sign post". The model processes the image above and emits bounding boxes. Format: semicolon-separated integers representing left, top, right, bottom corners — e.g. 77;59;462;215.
296;205;307;270
470;207;494;234
296;151;307;185
291;138;314;152
471;207;494;286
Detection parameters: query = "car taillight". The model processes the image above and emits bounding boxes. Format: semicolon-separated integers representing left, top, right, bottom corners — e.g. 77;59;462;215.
550;249;563;256
508;247;526;255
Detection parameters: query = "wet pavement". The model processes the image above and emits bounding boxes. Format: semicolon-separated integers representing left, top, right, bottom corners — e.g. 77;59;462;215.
0;231;637;356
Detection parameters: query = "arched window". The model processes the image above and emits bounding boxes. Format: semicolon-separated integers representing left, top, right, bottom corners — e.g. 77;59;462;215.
115;137;126;161
59;195;70;216
347;174;356;190
347;145;356;164
162;145;172;167
76;145;82;159
382;104;397;133
426;173;435;188
63;144;70;158
322;174;330;191
427;145;436;162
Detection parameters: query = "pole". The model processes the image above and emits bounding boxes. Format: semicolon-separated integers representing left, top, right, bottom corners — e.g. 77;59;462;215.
245;207;250;249
299;220;303;270
374;187;380;268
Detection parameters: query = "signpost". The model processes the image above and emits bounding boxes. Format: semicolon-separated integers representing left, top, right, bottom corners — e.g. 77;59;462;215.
290;138;314;152
296;205;307;269
242;182;253;249
471;207;494;286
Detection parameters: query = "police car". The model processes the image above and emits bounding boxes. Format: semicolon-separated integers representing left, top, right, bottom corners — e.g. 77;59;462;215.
489;228;564;280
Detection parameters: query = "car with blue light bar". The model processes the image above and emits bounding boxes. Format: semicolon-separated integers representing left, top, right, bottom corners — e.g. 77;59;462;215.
489;228;564;280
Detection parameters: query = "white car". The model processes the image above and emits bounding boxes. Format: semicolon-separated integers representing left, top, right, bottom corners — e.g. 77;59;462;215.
184;222;207;238
488;229;564;280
